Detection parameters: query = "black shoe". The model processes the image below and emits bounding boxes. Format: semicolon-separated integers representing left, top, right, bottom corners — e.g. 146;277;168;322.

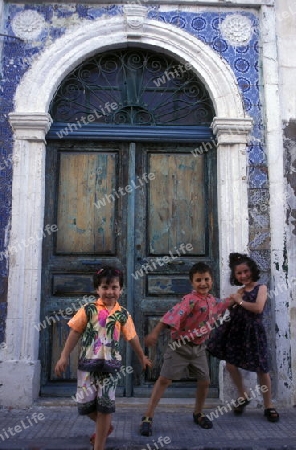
140;416;153;436
233;398;250;414
193;413;213;429
264;408;279;422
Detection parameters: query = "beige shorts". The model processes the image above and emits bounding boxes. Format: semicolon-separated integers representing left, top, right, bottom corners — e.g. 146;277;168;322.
160;342;210;381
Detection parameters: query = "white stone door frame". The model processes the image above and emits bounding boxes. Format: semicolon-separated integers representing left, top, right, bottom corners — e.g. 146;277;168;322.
1;7;252;407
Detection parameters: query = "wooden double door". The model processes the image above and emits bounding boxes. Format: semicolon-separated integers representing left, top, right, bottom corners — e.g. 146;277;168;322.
40;140;218;396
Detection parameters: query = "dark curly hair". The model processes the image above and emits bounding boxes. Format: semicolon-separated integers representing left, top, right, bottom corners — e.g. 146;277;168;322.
229;253;260;286
189;262;213;281
93;266;124;289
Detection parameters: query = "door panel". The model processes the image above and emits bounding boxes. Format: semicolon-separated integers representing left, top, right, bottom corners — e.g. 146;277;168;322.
132;143;218;395
56;152;117;254
50;318;81;381
148;153;205;254
40;142;129;394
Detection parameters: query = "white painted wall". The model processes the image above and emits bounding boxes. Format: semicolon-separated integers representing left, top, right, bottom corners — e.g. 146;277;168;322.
276;0;296;121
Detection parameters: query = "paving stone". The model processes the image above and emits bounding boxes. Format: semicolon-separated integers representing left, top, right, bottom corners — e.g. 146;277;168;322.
0;403;295;450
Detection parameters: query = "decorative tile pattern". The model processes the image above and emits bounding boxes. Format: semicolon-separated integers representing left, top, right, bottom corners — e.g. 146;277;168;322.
220;14;253;47
11;10;45;41
248;167;269;189
249;230;270;250
250;250;271;272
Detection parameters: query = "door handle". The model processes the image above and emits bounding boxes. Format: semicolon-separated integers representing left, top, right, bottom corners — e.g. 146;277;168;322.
167;260;185;265
81;260;101;265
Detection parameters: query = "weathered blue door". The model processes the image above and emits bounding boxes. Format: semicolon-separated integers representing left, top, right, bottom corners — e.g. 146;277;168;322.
40;140;218;397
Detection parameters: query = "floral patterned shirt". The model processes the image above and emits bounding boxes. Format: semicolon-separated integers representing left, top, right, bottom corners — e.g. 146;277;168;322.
161;290;231;344
68;299;136;373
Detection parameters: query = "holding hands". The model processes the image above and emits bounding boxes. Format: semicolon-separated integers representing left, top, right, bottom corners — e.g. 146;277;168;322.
230;292;244;306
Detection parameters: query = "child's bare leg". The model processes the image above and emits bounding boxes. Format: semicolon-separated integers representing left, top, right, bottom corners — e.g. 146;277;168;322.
193;379;212;428
88;411;97;422
257;371;279;421
88;412;113;446
257;371;272;408
94;412;112;450
194;378;210;415
144;376;172;417
226;363;247;398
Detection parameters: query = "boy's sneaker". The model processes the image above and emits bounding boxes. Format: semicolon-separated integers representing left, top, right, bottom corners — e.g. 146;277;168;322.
140;416;153;436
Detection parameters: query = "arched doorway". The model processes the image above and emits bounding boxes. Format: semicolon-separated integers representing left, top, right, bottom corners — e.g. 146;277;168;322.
5;10;252;407
40;48;218;396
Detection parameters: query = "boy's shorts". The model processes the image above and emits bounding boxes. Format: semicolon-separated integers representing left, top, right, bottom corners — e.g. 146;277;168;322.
160;342;210;381
75;370;118;415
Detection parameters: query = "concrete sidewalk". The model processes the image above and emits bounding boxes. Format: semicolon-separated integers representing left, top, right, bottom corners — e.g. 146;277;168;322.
0;398;295;450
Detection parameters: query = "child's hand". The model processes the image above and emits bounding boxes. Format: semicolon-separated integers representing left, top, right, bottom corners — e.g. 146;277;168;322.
54;356;68;377
144;332;158;347
230;293;243;305
227;296;235;307
140;354;153;370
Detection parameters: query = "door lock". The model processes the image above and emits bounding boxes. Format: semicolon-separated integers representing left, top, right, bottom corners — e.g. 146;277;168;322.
167;260;185;265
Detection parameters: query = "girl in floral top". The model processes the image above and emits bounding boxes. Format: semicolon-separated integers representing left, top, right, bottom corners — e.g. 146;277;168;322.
55;266;151;450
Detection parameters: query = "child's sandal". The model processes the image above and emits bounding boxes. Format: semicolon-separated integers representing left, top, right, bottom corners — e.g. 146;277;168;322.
233;398;250;414
89;424;114;446
139;416;153;436
90;433;95;448
193;413;213;429
264;408;279;422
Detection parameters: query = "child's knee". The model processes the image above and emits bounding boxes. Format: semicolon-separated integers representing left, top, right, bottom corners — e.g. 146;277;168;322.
158;376;172;387
198;378;210;388
226;362;236;373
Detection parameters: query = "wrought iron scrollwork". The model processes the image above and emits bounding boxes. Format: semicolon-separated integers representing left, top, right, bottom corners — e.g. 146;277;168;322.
50;49;215;126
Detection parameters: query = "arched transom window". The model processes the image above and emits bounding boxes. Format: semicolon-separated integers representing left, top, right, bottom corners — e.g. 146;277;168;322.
50;48;215;128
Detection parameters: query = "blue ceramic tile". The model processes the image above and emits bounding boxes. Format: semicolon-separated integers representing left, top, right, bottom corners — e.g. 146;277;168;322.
191;16;207;32
249;231;270;249
248;143;267;165
212;36;229;54
234;57;251;74
170;15;187;29
250;250;271;272
249;167;268;189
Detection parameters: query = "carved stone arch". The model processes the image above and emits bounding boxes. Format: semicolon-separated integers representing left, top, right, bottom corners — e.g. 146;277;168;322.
14;11;245;118
4;8;252;407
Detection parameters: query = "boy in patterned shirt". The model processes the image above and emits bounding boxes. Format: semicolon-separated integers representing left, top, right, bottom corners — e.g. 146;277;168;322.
140;262;233;435
55;266;151;450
